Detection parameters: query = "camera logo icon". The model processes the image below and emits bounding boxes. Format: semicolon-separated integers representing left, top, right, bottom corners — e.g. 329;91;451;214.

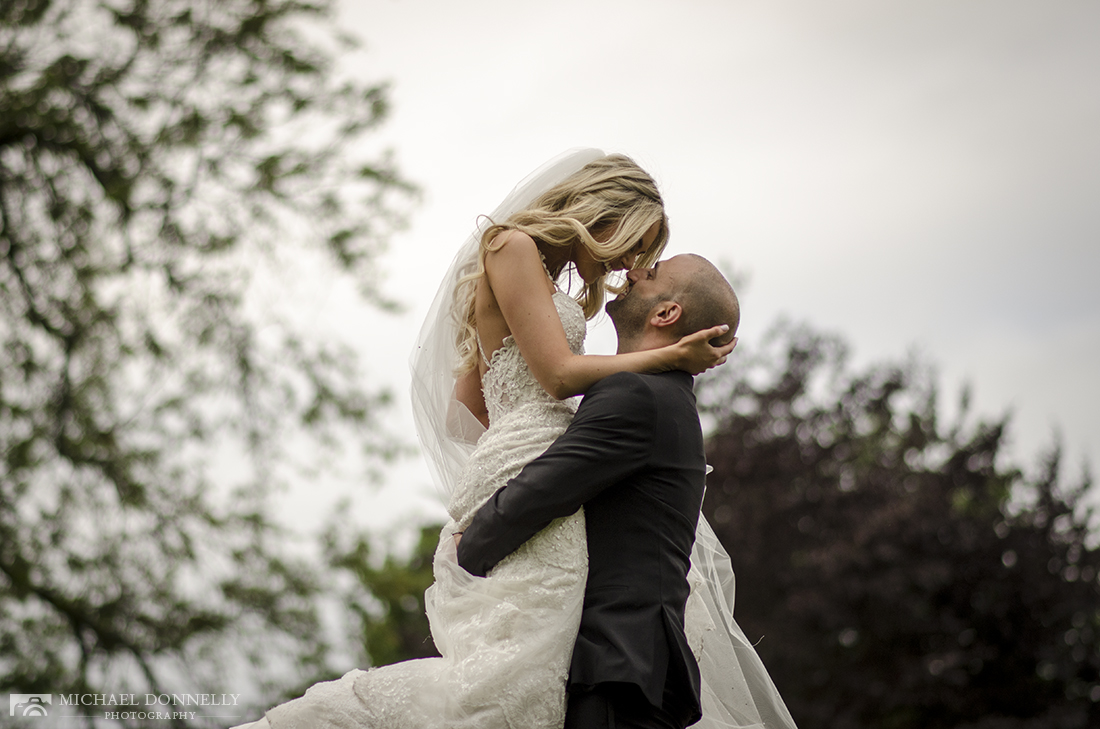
9;694;51;717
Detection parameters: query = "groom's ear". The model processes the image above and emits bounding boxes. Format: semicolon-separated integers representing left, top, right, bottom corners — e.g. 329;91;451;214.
649;300;682;330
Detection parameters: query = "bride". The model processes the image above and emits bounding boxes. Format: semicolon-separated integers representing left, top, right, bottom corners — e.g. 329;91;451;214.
236;150;796;728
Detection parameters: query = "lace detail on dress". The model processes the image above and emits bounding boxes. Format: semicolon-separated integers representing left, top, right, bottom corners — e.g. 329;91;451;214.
448;291;585;530
478;290;585;428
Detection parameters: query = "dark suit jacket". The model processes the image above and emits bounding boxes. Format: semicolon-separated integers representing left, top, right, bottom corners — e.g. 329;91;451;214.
456;370;705;725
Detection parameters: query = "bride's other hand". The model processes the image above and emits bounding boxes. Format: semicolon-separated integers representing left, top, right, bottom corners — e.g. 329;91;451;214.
673;328;737;375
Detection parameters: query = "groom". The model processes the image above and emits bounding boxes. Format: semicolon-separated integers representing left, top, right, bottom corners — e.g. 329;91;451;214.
457;254;739;729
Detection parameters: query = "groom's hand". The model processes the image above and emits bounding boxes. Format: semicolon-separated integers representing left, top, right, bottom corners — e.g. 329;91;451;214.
453;532;462;548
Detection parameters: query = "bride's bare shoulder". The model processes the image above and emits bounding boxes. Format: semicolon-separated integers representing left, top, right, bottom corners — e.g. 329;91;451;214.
486;229;538;259
484;230;546;283
482;229;556;313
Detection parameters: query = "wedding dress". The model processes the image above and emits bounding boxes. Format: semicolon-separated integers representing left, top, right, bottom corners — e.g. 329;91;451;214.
239;149;797;729
250;290;588;729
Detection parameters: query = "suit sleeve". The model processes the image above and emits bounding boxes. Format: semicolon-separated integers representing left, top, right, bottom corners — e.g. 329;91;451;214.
456;373;656;577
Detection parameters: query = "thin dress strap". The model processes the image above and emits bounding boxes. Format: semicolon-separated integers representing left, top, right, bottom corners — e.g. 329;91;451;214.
539;251;558;289
476;331;491;368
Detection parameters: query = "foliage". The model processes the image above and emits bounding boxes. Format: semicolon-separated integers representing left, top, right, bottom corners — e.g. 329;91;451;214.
699;321;1100;729
324;521;440;674
0;0;413;715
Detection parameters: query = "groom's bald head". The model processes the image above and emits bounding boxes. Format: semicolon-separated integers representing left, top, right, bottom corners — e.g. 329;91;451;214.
606;254;739;354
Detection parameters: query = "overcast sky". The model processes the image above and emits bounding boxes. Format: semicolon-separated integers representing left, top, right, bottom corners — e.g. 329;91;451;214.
278;0;1099;537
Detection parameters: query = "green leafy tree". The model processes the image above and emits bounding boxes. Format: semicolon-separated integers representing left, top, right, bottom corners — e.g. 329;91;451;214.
324;521;440;674
0;0;413;716
699;321;1099;729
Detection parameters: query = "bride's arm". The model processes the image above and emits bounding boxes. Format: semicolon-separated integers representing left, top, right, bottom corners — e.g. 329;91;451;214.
485;233;731;400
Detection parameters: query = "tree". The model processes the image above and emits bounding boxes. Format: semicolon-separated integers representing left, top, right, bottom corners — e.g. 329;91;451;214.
324;521;441;673
0;0;414;716
699;321;1100;729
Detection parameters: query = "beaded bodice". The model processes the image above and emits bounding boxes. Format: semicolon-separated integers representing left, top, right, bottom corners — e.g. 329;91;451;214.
447;290;586;527
480;290;586;426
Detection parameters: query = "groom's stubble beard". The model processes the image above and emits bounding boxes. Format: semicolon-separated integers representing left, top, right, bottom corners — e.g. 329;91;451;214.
606;292;659;354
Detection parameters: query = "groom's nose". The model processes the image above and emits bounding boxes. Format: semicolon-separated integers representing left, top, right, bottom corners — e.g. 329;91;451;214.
626;268;647;283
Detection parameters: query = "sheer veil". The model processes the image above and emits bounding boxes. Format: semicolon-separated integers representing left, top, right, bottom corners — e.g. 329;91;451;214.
409;148;606;500
408;149;797;729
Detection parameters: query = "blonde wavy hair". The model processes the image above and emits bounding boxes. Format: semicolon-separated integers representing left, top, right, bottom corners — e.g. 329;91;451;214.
453;154;669;376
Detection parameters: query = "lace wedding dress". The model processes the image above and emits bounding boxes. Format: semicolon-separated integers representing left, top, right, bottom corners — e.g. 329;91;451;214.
254;291;591;729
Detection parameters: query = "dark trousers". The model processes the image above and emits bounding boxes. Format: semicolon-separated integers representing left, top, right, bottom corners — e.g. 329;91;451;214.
563;683;690;729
